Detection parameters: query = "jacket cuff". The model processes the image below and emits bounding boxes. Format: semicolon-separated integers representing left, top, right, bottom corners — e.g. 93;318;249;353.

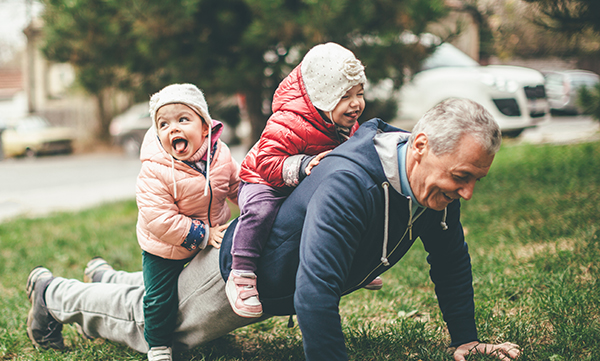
282;154;307;187
181;219;207;251
199;224;209;249
447;317;479;347
298;155;315;183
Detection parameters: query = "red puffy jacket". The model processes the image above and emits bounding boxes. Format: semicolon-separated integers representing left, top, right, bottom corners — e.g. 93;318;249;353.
239;64;359;189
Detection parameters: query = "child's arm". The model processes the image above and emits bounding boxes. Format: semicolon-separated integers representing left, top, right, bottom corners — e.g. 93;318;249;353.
281;149;331;187
252;118;312;188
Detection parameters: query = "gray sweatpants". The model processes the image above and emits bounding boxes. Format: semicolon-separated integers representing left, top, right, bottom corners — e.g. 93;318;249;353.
45;247;264;353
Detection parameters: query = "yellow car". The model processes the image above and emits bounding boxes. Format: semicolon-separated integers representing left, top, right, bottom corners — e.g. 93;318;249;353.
1;115;74;158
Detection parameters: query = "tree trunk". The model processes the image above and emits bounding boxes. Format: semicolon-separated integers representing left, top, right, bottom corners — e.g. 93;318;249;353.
95;91;112;143
243;88;268;146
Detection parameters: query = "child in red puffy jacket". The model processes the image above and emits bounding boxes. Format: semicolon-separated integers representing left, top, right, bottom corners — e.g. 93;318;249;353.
226;42;381;318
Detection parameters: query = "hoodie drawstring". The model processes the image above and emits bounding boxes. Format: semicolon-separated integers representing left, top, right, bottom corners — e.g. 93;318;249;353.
379;184;448;270
170;155;178;199
408;196;415;241
380;182;390;266
441;207;448;230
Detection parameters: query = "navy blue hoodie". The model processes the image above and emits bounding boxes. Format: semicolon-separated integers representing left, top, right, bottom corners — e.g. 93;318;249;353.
221;118;478;360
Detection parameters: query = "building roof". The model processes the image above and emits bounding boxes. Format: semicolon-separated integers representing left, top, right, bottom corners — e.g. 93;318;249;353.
0;69;23;100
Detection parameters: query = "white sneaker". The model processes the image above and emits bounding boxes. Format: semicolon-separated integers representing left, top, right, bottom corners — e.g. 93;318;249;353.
147;346;172;361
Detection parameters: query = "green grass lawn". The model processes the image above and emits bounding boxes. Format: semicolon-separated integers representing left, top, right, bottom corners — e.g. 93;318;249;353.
1;140;599;360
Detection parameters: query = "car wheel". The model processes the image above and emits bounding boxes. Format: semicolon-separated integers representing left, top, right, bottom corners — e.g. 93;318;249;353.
24;148;37;158
122;136;141;157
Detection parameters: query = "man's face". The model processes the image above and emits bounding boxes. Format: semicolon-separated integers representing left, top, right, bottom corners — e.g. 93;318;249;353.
408;133;494;211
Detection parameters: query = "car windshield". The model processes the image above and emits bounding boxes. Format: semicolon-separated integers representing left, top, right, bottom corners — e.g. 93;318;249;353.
571;75;599;87
421;43;479;71
16;116;50;131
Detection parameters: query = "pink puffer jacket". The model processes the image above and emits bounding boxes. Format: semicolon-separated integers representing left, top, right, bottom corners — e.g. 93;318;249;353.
136;122;240;260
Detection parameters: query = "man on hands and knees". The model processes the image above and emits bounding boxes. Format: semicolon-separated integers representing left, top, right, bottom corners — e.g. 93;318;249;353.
232;97;521;360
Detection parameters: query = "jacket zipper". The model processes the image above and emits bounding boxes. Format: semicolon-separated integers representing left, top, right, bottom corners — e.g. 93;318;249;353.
207;180;213;227
183;161;213;227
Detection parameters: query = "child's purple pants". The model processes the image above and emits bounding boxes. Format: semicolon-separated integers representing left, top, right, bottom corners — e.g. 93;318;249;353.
231;182;291;272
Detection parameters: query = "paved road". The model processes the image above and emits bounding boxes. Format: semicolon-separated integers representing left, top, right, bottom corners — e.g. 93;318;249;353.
518;114;600;145
0;152;142;222
0;146;248;223
0;116;598;223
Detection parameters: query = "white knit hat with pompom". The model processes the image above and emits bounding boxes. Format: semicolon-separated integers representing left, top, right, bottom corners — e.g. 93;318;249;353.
300;42;367;113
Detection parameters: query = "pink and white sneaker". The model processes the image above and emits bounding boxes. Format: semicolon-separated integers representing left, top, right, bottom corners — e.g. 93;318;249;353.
363;276;383;291
225;270;263;318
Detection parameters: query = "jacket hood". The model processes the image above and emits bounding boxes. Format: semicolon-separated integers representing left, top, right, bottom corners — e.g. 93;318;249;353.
373;126;411;195
271;65;337;136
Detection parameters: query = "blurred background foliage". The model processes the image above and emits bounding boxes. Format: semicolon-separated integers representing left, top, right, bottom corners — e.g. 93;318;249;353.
37;0;600;143
483;0;600;60
39;0;449;144
478;0;600;121
577;83;600;121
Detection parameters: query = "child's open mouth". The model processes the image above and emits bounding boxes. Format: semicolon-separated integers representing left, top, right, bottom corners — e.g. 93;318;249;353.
172;138;188;154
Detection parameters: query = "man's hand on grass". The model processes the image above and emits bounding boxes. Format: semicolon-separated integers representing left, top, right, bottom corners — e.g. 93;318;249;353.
453;341;521;360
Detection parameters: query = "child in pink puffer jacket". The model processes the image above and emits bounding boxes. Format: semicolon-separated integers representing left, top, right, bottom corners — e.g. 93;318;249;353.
136;83;240;361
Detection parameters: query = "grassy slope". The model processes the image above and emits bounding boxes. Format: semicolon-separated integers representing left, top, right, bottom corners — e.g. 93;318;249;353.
0;140;598;360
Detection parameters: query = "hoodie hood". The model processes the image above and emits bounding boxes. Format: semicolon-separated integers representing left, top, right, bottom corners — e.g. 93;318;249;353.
330;118;407;184
373;130;411;195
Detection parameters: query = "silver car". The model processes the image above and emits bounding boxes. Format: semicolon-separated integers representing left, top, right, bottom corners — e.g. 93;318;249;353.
109;103;152;157
390;43;549;137
543;69;600;115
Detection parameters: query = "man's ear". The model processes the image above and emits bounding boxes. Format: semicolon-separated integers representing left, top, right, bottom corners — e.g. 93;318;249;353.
412;133;428;161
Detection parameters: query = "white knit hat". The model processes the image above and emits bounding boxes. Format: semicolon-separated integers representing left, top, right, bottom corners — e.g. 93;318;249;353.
149;83;213;196
300;42;367;113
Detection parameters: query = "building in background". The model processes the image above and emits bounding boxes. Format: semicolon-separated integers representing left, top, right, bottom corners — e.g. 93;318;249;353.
0;68;27;120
